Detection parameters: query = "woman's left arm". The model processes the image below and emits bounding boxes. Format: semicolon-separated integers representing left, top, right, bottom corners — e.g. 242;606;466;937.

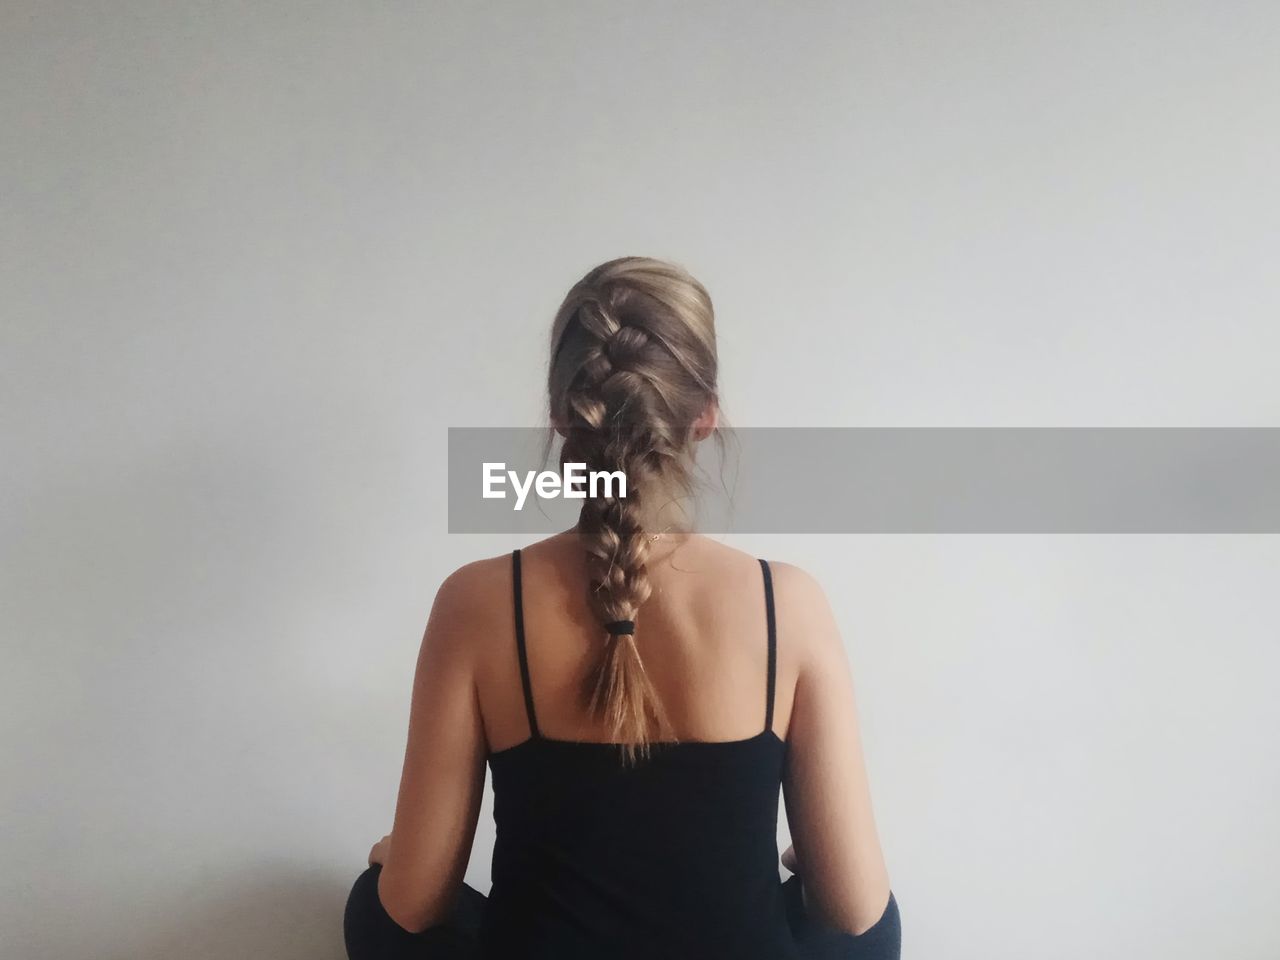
372;565;490;933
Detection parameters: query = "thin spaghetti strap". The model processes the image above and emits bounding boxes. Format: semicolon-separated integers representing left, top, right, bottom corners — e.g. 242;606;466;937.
512;549;540;739
759;558;777;735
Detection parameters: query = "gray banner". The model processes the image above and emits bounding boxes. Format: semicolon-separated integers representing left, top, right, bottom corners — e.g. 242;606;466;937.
448;428;1280;533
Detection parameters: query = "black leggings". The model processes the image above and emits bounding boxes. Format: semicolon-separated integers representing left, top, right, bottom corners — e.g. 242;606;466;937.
344;864;901;960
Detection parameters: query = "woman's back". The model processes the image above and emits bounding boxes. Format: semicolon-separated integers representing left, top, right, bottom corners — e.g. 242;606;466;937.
477;533;795;754
480;537;793;959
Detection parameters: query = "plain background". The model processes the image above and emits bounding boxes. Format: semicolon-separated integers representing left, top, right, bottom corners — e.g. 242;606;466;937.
3;3;1278;958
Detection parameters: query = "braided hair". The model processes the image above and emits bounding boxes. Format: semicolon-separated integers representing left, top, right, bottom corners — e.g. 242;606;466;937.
547;256;720;763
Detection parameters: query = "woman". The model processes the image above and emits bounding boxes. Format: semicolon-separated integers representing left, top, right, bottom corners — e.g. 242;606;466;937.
344;257;901;959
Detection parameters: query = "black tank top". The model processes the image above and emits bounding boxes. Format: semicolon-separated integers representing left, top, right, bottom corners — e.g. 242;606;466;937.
479;549;800;960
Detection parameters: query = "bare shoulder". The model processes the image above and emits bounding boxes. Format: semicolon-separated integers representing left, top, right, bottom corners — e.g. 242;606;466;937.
765;559;831;606
420;552;513;663
667;534;764;574
435;552;511;606
763;559;848;672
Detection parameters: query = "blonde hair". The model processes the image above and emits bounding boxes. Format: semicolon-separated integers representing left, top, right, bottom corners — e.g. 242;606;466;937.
547;256;720;762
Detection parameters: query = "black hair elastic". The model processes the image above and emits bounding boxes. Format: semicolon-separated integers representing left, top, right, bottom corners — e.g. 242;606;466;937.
604;620;635;636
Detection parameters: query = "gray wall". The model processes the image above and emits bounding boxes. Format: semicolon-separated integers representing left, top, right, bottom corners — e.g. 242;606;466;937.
3;3;1277;958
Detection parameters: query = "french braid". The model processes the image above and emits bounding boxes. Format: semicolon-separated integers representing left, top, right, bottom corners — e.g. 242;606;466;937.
548;257;720;763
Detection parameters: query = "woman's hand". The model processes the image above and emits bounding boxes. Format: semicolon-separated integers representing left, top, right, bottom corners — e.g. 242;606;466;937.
368;833;391;867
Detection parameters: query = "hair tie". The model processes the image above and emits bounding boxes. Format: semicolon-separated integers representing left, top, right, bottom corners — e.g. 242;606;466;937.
604;619;635;636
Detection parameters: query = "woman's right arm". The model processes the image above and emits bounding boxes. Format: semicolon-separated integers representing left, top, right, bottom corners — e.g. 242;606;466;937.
774;561;897;940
